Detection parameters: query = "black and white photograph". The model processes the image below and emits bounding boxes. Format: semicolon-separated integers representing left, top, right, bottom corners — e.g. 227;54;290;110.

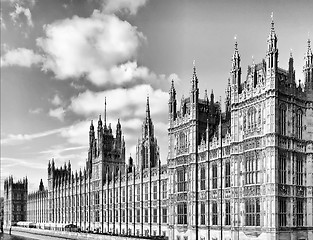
1;0;313;240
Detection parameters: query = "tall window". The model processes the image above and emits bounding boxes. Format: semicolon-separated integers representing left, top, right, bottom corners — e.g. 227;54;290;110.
225;162;231;188
153;208;158;223
162;208;167;223
162;180;167;199
129;188;132;202
144;209;148;223
136;209;140;223
177;168;186;192
278;198;287;226
245;198;260;226
179;132;187;149
145;183;149;200
279;154;287;184
225;201;231;225
279;105;287;135
296;110;302;139
94;191;99;205
136;185;140;202
122;187;125;203
245;151;259;185
122;209;125;223
212;164;218;189
296;199;304;226
115;189;119;203
200;202;205;225
129;209;132;223
153;182;158;199
115;210;118;222
177;203;187;224
200;167;206;190
296;154;304;186
212;202;218;225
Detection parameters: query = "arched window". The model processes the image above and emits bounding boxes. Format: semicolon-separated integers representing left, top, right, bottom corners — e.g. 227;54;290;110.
179;132;186;149
247;107;257;130
296;109;303;139
279;104;287;135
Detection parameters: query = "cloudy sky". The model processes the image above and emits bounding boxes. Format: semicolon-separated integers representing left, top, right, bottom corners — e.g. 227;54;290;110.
1;0;312;193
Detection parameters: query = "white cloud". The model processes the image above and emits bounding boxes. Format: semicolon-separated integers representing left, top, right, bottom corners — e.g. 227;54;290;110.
50;94;62;106
69;84;168;119
49;107;65;121
1;48;42;67
103;0;148;15
37;10;145;86
1;127;65;145
10;4;33;27
60;121;91;145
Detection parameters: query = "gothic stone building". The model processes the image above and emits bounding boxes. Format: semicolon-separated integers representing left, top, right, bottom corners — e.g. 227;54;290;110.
5;18;313;240
3;176;28;226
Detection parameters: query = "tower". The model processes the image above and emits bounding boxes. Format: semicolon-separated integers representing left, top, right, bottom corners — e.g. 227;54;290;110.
304;38;313;90
266;13;279;88
230;37;242;104
169;80;177;122
136;96;160;169
3;176;28;227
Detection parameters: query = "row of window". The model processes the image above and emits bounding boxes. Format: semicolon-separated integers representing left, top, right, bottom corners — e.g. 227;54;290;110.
101;208;168;224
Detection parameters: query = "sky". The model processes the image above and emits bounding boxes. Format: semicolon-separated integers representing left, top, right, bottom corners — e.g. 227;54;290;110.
1;0;313;194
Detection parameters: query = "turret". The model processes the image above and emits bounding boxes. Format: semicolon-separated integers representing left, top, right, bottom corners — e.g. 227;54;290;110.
169;80;177;121
39;179;44;191
89;120;95;146
190;61;199;104
210;89;214;105
266;13;278;74
231;38;242;94
116;119;122;149
143;96;154;139
225;78;231;120
304;38;313;90
288;50;296;85
97;115;103;155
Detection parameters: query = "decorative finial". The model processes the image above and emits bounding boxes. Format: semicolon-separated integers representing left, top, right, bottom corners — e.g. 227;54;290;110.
104;97;107;126
290;48;293;58
271;12;275;31
252;55;254;65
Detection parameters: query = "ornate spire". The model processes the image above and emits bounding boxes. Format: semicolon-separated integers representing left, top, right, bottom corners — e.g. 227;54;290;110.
90;120;94;130
232;36;240;69
98;114;102;127
191;60;198;90
104;97;107;128
290;48;293;58
307;37;312;56
268;12;277;43
170;79;176;94
146;95;151;121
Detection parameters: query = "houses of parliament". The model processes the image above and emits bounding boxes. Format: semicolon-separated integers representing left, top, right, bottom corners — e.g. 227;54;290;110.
3;17;313;240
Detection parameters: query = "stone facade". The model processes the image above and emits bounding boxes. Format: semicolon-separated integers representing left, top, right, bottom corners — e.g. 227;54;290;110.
3;176;28;226
4;17;313;240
